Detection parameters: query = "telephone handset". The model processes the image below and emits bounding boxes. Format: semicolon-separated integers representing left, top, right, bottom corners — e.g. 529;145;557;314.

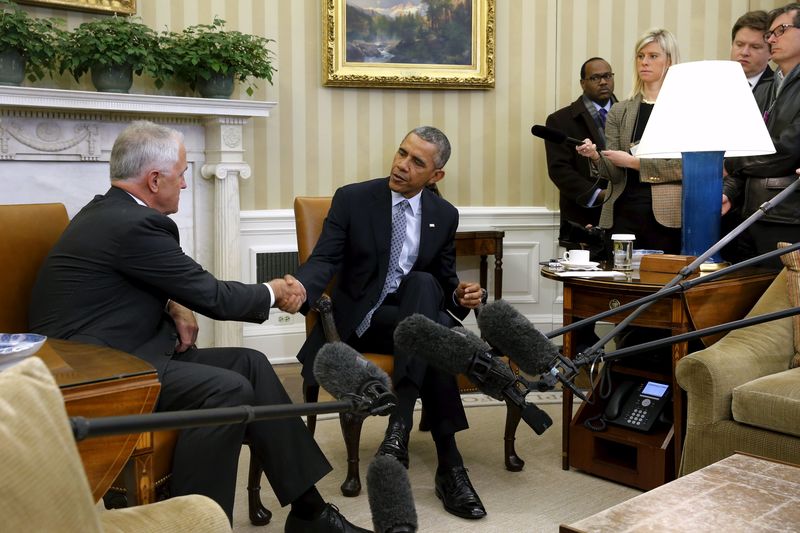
604;379;671;432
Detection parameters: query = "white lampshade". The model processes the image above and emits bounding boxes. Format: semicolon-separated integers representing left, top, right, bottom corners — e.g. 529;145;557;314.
636;60;775;158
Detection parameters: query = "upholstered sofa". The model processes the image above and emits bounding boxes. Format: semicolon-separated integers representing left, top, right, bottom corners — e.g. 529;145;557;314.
0;356;231;532
676;258;800;475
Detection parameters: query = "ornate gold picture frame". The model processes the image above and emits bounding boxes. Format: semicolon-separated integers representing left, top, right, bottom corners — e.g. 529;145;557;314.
323;0;494;89
17;0;136;15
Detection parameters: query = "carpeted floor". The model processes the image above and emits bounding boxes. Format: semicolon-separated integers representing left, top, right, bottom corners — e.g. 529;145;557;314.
230;392;641;533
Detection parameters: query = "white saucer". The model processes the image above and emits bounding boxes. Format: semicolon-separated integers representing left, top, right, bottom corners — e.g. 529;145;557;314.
559;260;600;270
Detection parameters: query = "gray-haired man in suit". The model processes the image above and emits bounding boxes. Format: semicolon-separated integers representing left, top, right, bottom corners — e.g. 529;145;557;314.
28;120;369;533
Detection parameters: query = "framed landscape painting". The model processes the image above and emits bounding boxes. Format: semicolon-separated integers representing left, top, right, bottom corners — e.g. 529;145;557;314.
18;0;136;14
323;0;495;89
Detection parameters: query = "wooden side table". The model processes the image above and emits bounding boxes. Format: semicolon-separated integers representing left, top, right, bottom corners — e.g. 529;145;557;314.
38;339;160;502
455;230;504;300
543;268;776;490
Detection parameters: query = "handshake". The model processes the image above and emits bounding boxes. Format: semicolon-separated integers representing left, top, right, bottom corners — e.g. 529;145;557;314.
268;275;306;313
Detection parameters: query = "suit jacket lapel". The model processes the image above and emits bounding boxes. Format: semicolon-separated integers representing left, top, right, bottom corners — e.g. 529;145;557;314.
620;95;642;150
368;183;393;277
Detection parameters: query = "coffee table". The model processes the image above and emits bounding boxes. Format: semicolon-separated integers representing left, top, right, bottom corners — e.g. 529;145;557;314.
559;453;800;532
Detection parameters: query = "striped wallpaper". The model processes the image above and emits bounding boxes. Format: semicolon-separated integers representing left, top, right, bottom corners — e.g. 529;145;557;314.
24;0;783;210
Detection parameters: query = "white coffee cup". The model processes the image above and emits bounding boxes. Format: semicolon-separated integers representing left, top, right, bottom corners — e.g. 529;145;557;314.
563;249;591;264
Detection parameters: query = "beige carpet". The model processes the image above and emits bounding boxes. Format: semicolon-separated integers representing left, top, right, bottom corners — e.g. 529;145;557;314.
231;393;641;533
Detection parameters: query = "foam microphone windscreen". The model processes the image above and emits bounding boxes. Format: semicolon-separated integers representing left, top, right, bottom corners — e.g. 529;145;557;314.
477;300;559;375
393;314;474;376
394;315;516;402
531;124;567;143
452;326;491;350
313;341;391;399
367;455;418;533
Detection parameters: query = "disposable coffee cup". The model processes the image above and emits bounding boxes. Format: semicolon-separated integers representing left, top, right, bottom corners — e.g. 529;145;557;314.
611;234;635;271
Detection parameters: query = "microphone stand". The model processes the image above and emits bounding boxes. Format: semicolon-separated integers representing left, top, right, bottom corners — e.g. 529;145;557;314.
549;176;800;364
71;396;394;441
547;240;800;340
575;305;800;368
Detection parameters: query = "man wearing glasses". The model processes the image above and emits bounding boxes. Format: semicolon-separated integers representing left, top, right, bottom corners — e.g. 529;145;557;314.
544;57;617;254
722;3;800;269
543;58;616;353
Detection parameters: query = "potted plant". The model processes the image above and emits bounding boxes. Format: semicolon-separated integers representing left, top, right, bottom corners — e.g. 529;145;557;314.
59;14;159;93
0;0;64;85
161;17;275;98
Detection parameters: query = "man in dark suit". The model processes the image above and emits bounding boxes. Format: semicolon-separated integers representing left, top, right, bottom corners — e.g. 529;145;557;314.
721;10;774;262
544;57;616;252
730;10;774;92
723;4;800;270
295;126;487;520
28;121;369;533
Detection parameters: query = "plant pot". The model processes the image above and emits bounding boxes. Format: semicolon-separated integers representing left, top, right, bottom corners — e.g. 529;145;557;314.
91;64;133;93
196;73;234;99
0;48;27;86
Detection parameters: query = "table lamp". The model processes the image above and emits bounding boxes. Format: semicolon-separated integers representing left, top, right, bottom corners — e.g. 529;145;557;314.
635;60;774;265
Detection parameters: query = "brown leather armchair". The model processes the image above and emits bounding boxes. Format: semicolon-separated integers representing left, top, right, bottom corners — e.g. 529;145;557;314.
0;203;269;526
293;196;524;497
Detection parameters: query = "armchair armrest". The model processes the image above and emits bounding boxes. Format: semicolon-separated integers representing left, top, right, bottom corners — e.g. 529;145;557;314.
313;294;341;342
677;342;790;425
677;269;794;425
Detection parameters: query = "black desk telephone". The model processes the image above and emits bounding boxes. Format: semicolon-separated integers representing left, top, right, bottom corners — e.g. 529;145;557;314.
604;379;671;432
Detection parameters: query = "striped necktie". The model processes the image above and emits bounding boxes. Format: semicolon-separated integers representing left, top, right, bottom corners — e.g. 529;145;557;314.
598;107;608;129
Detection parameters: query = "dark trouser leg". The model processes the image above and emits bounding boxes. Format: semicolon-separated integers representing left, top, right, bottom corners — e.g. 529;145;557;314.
156;353;252;520
352;272;469;436
160;348;332;518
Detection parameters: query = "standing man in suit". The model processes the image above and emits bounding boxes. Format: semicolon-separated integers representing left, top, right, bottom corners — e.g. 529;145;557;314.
544;57;616;253
295;126;487;520
730;10;774;91
28;121;369;533
723;3;800;270
721;10;774;262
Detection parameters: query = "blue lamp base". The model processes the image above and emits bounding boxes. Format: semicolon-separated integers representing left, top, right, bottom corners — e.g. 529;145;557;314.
680;151;724;262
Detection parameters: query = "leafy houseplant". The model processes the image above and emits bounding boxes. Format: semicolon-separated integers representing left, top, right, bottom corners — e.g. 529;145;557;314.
161;17;275;98
59;15;159;93
0;0;64;85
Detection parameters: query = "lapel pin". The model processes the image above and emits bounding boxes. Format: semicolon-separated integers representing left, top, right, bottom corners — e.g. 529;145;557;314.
429;223;436;228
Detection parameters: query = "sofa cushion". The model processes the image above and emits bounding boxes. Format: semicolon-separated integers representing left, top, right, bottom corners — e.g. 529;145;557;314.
732;366;800;437
778;242;800;369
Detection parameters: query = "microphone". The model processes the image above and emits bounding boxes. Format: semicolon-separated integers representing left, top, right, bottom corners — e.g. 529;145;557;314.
531;124;584;146
477;299;588;402
367;455;418;533
313;342;396;416
394;315;553;434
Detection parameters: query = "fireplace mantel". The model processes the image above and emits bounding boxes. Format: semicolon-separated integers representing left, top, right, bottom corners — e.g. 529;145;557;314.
0;86;277;347
0;85;274;118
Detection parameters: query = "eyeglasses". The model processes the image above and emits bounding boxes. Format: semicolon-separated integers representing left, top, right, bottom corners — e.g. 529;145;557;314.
764;23;798;41
585;73;614;82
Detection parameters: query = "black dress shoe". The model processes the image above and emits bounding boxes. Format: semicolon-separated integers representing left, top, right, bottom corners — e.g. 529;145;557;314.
376;419;410;468
434;466;487;519
284;503;372;533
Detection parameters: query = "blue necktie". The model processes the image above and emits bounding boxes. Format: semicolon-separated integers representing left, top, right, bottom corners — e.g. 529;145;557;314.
598;107;608;129
356;200;409;336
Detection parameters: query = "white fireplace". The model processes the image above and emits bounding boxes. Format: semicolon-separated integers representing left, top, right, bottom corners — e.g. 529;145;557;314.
0;86;275;348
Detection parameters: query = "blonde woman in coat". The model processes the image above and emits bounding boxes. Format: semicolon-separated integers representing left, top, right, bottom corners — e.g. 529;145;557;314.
577;28;684;254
